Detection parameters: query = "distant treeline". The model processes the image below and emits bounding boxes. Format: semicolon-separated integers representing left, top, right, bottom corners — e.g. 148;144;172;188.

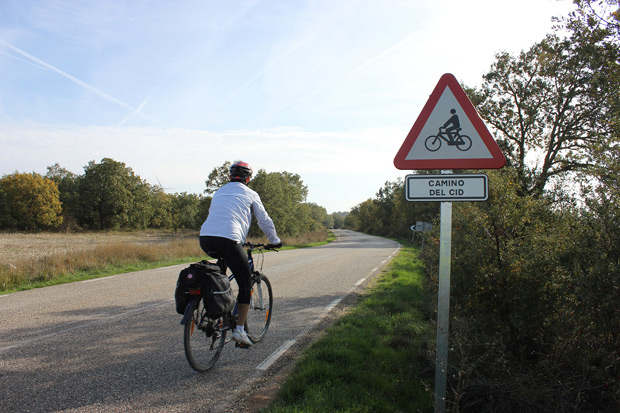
0;158;347;235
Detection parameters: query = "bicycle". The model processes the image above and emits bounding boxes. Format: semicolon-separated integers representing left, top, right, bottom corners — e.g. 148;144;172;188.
424;126;472;152
181;242;276;372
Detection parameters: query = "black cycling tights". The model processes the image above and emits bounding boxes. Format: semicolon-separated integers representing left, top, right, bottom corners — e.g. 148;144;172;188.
199;236;252;304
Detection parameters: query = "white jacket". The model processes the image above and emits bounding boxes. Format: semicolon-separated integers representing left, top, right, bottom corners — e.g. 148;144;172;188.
200;182;281;244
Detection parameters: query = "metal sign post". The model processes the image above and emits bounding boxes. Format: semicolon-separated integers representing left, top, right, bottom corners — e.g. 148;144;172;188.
393;73;505;412
434;200;452;413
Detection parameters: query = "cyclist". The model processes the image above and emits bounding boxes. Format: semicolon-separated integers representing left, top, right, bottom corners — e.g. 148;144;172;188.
442;108;460;144
199;161;281;347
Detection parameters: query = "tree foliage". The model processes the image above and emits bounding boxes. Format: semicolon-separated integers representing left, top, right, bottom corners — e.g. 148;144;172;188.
45;163;81;229
0;157;330;236
330;211;347;229
568;0;620;42
248;169;311;237
171;192;207;230
0;172;63;230
467;28;620;197
78;158;151;230
148;188;174;229
345;179;438;238
414;169;619;410
204;161;231;195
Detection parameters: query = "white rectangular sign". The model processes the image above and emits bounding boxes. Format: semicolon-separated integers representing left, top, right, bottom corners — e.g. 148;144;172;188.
406;174;488;202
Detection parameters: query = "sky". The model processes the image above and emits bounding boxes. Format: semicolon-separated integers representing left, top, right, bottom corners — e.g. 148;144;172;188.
0;0;577;213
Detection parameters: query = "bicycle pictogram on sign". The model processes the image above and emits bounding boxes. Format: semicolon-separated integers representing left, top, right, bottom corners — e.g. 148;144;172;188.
424;109;472;152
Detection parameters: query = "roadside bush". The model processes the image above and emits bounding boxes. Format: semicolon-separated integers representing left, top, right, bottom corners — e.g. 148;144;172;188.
419;169;620;411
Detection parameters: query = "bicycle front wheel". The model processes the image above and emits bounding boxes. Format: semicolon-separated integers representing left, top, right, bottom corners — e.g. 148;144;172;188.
245;272;273;343
183;296;227;372
456;135;472;151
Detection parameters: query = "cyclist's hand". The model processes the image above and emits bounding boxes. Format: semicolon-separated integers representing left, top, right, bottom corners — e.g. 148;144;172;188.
265;243;282;250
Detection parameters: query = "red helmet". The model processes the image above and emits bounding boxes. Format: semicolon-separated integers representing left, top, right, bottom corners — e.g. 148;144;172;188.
230;161;253;183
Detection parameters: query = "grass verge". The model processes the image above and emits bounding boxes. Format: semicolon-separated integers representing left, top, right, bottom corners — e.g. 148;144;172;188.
264;241;434;413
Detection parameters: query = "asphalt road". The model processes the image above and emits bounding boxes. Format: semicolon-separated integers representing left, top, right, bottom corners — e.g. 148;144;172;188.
0;229;400;412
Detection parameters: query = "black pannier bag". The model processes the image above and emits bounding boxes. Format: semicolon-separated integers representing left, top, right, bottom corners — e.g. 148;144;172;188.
175;263;206;314
202;269;235;319
174;261;235;318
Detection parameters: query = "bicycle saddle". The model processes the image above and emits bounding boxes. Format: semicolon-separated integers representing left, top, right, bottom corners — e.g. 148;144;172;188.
207;250;223;259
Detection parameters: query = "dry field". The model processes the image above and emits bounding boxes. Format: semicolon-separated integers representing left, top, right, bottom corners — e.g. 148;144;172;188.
0;229;329;292
0;231;197;265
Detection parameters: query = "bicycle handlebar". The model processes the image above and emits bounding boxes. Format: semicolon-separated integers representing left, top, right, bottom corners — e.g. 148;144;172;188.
242;242;282;250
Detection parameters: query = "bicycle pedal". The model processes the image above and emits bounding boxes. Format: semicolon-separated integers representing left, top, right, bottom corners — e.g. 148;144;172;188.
235;342;251;349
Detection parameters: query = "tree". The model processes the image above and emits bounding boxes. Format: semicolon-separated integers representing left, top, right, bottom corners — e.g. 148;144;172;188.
345;179;438;237
248;170;309;237
78;158;152;230
204;161;231;195
126;175;152;229
45;163;81;227
346;199;378;234
331;212;346;229
560;0;620;192
0;184;9;228
149;188;174;229
468;28;620;198
171;192;203;230
567;0;619;40
305;202;330;230
0;172;63;230
197;196;212;227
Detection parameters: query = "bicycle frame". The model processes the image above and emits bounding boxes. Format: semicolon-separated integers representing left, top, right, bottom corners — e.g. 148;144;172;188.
215;243;268;317
182;242;275;371
437;127;461;142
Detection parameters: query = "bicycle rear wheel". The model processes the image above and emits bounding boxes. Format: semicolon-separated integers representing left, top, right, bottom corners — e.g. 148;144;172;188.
425;135;441;152
245;272;273;343
183;296;227;372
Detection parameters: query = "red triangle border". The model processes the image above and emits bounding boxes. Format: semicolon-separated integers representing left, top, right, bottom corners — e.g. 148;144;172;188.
394;73;506;170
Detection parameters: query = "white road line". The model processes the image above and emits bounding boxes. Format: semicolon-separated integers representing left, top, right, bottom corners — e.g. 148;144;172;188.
256;297;344;371
256;246;402;372
257;339;296;371
322;297;342;315
156;265;182;270
80;275;119;283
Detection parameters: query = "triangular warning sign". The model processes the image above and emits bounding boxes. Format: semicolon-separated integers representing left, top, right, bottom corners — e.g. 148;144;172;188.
394;73;505;170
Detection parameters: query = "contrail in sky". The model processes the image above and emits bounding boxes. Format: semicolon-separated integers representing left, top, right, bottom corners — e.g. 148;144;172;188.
217;0;361;110
118;97;150;126
245;30;419;129
0;38;136;112
345;31;420;77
